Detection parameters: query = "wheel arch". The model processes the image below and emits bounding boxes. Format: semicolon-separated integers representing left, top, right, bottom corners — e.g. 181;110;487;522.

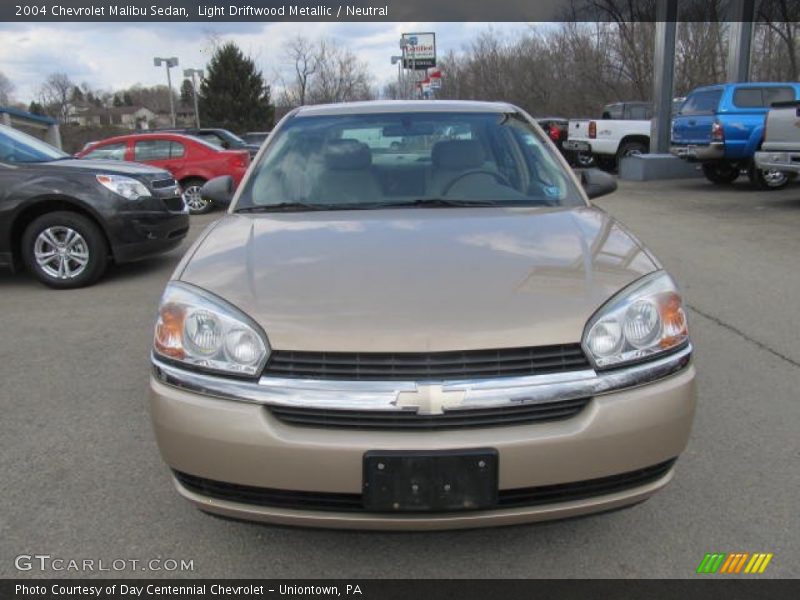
9;196;114;270
179;174;209;187
618;135;651;152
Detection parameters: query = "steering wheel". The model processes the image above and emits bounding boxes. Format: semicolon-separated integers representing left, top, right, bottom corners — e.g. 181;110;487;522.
441;169;513;196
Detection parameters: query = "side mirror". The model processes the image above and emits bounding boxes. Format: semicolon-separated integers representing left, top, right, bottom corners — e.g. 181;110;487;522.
221;141;231;149
580;168;617;200
200;175;234;208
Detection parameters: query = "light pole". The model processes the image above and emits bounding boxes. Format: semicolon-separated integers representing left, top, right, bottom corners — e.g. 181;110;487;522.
153;56;179;127
183;68;203;128
390;56;403;100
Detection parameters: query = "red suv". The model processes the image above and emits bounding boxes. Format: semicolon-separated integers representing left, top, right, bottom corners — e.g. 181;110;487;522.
77;133;250;214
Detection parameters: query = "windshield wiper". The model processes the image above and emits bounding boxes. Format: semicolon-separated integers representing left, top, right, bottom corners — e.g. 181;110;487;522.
376;198;501;208
236;202;334;213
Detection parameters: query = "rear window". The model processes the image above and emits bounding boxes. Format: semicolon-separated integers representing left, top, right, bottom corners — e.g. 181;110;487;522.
763;87;795;107
625;104;652;120
601;104;623;120
679;90;722;116
733;86;795;108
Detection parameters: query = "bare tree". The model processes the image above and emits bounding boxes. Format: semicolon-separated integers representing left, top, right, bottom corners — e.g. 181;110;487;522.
0;71;14;106
279;36;374;107
309;40;374;103
756;0;800;81
284;35;318;106
39;73;74;124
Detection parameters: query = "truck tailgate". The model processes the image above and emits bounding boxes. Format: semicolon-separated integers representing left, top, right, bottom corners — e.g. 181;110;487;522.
671;115;715;145
567;119;592;142
762;104;800;152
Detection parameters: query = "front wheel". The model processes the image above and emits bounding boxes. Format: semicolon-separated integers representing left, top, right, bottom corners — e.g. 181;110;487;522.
701;161;740;185
182;178;211;215
748;162;793;191
21;211;109;289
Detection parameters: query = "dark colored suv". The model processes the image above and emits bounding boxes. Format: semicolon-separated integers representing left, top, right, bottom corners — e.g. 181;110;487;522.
0;124;189;288
158;127;260;157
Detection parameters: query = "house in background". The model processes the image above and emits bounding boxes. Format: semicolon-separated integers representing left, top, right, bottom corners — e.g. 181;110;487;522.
0;105;62;148
68;104;157;129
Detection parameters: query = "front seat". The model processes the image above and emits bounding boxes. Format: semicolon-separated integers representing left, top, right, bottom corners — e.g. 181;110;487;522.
429;139;490;196
311;139;382;204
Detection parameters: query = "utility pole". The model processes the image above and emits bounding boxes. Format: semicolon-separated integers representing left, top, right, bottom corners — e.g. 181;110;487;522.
390;56;403;99
183;68;203;128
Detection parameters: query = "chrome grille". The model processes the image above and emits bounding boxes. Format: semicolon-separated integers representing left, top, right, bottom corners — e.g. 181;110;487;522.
262;344;591;381
268;397;591;430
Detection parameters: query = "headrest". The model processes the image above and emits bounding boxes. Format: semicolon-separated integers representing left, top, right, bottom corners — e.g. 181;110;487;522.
432;140;485;170
324;139;372;170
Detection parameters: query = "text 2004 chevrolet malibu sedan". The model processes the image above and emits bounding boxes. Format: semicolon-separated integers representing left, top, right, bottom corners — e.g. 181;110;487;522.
149;101;695;530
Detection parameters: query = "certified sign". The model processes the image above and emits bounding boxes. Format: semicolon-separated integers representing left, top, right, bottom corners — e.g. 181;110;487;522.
402;32;436;70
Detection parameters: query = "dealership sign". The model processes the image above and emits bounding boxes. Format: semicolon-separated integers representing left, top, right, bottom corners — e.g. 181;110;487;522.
402;32;436;70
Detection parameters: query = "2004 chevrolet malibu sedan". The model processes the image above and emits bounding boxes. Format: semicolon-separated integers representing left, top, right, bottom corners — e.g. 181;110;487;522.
149;100;695;530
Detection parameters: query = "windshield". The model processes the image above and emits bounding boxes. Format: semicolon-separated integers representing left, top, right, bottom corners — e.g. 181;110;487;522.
218;130;246;146
0;125;69;163
236;111;583;211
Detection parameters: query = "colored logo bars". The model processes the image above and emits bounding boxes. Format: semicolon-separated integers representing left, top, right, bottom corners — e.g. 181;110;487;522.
696;552;774;574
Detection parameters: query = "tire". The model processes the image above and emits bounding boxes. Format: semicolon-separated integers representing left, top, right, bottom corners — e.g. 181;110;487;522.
181;178;211;215
21;211;109;289
701;161;740;185
617;141;649;163
575;152;595;168
747;162;793;191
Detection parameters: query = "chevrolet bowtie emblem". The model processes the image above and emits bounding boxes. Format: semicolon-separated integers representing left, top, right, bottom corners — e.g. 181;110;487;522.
395;384;466;415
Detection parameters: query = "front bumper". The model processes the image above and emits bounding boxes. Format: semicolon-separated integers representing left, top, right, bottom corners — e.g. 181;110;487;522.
670;142;725;162
563;140;591;153
149;348;696;530
754;151;800;174
111;211;190;263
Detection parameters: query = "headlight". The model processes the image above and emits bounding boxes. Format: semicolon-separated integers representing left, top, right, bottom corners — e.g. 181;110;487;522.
583;271;688;369
153;282;270;376
96;174;152;200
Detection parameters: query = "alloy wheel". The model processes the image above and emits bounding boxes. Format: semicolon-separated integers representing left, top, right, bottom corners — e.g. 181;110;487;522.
183;185;209;213
34;226;89;280
761;168;788;188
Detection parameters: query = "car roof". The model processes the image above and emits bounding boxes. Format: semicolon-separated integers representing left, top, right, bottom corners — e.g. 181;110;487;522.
294;100;519;117
690;82;799;93
92;132;199;143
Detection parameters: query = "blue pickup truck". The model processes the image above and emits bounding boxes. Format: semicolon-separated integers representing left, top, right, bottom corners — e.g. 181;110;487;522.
671;82;800;189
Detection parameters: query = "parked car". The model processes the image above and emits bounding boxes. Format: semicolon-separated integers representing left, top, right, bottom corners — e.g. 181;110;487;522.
0;124;188;288
754;101;800;178
149;100;695;530
566;99;685;169
240;131;271;145
537;117;593;167
158;127;260;157
77;132;250;214
671;82;800;189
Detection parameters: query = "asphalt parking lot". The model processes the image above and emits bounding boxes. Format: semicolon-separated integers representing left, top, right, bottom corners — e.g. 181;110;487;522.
1;177;798;579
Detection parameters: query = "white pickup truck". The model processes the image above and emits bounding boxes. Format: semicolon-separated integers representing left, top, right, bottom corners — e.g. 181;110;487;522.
565;100;684;168
755;101;800;178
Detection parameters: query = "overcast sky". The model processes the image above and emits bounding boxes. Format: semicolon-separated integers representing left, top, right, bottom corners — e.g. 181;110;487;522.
0;22;536;104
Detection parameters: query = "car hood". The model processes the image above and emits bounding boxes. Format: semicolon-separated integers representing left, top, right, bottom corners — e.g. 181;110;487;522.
178;207;658;352
32;158;169;177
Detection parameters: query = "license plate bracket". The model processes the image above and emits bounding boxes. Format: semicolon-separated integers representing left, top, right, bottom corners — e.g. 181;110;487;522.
363;449;498;512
